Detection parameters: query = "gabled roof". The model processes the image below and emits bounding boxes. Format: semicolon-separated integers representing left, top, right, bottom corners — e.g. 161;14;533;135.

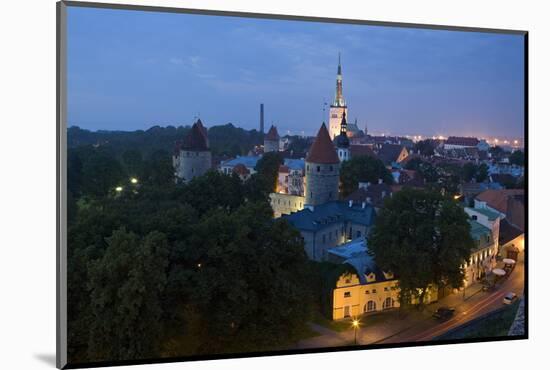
195;118;208;140
232;163;250;176
378;144;407;165
283;158;305;171
344;184;391;208
278;165;290;173
499;218;523;245
328;239;394;285
283;201;376;232
221;155;261;169
350;145;376;158
476;189;524;214
468;219;492;249
306;123;340;164
265;125;280;141
181;122;209;151
446;136;479;147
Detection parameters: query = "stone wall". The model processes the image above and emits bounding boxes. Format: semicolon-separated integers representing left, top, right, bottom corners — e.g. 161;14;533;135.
305;161;340;206
176;150;212;183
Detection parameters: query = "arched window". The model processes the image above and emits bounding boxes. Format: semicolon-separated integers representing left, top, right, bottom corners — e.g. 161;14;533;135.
365;300;376;312
383;297;393;309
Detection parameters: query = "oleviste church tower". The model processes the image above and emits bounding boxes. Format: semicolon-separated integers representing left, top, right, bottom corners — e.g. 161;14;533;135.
305;123;340;207
328;53;348;139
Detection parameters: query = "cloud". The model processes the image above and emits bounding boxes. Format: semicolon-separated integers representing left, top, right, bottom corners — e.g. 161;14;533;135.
169;55;202;68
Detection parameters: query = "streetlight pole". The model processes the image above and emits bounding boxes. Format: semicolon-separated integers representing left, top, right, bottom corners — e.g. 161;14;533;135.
352;319;359;345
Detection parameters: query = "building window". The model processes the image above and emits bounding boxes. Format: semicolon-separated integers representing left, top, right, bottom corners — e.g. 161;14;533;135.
365;290;370;294
384;287;389;291
472;215;478;221
383;297;394;309
306;165;309;171
317;166;321;172
366;300;376;312
329;165;333;171
322;234;326;244
344;291;351;298
328;192;332;199
356;230;361;238
345;278;351;284
372;289;377;293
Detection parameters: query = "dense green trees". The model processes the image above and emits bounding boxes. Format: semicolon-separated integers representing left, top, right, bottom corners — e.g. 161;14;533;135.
67;147;314;362
87;229;169;361
461;162;489;182
413;139;436;156
509;150;525;167
368;188;474;308
339;156;393;197
68;123;263;160
254;151;284;192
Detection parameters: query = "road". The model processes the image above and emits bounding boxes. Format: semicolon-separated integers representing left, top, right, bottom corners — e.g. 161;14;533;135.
295;260;524;349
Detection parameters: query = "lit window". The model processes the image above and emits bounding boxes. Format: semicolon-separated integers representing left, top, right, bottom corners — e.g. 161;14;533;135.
344;292;351;298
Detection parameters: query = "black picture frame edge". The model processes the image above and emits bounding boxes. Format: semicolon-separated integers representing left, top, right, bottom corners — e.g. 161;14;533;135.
56;1;529;369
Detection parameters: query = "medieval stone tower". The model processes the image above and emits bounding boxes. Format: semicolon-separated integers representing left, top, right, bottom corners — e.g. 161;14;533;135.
328;53;348;140
264;125;280;153
305;123;340;207
335;112;350;162
173;119;212;183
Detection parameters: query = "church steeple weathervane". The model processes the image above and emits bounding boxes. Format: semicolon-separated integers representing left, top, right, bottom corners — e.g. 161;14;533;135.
328;53;348;140
333;52;346;107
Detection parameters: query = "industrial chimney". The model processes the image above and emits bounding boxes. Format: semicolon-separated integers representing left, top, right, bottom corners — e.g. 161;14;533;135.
260;103;264;134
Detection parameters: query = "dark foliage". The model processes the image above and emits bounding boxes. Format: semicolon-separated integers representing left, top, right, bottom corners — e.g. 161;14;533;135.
340;156;393;197
368;188;474;308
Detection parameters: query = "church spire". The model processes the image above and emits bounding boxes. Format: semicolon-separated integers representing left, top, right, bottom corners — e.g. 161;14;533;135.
333;53;346;107
340;111;347;135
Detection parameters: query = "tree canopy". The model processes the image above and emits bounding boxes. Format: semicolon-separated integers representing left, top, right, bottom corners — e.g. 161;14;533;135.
340;156;393;197
67;146;315;362
367;188;474;307
509;150;525;167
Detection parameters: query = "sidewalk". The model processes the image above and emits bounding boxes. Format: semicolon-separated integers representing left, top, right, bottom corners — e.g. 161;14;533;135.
294;261;524;349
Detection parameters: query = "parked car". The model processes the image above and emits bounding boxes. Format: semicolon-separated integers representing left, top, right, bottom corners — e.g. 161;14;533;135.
503;292;518;305
432;307;456;320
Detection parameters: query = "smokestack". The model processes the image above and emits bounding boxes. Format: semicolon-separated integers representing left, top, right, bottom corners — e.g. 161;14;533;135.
260;103;264;134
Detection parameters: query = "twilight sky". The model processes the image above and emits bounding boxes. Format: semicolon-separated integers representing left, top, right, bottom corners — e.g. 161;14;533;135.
67;6;525;139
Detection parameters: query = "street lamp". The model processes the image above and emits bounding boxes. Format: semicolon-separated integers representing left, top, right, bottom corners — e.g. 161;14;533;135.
115;186;123;192
352;319;359;345
130;177;138;184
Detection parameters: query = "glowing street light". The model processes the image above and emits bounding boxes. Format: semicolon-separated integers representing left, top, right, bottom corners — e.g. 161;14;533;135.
352;319;360;345
130;177;138;184
115;186;123;192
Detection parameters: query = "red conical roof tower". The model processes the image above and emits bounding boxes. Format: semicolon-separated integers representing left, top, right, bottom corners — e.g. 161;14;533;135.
306;123;340;164
265;125;280;141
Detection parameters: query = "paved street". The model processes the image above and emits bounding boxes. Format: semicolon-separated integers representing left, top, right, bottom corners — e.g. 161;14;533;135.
295;260;524;349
